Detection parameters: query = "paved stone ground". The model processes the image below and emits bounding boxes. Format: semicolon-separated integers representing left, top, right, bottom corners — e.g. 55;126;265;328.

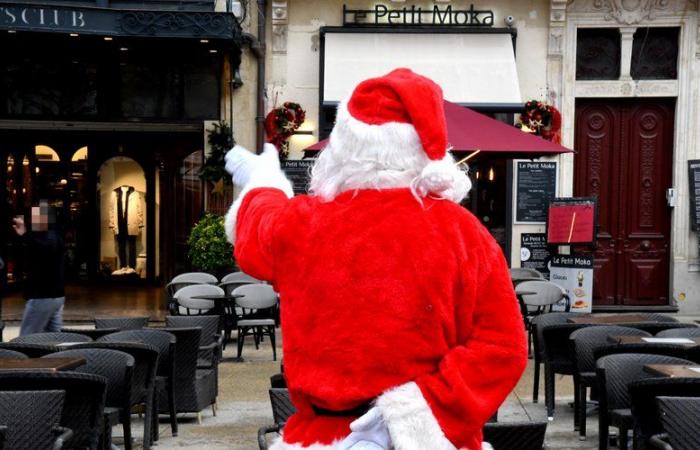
5;319;699;449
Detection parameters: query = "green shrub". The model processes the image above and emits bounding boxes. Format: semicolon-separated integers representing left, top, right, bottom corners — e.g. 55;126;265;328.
188;214;235;273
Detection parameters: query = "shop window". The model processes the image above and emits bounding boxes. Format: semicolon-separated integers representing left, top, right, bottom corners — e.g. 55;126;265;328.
576;28;621;80
35;145;60;162
174;151;204;273
97;157;148;279
71;147;88;162
631;27;679;80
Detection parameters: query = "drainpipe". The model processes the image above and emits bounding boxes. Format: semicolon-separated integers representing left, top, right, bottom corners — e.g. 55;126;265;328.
255;0;267;153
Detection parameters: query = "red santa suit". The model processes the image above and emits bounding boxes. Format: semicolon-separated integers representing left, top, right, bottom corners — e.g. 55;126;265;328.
226;69;527;450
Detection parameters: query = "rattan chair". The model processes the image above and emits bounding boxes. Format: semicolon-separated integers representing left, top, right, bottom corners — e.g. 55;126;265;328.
0;349;27;359
165;315;222;368
0;390;71;450
71;342;159;449
157;327;217;425
95;316;149;330
60;328;120;340
570;326;652;438
624;322;697;335
0;320;5;342
0;372;106;450
656;327;700;338
596;353;692;450
11;332;92;345
173;284;224;316
482;421;548;450
257;388;297;450
656;396;700;450
98;329;178;437
44;348;136;450
233;284;278;361
530;312;582;404
541;322;592;419
629;378;700;450
0;342;59;358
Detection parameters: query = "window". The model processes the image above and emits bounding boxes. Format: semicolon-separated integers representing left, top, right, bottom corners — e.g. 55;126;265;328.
576;28;621;80
631;27;679;80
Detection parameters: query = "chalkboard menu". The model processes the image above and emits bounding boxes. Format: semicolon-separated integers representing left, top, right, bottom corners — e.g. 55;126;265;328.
282;159;315;195
688;160;700;231
515;161;558;223
520;233;551;276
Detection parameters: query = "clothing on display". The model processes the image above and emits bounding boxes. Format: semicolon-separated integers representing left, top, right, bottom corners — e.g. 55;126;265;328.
109;185;144;271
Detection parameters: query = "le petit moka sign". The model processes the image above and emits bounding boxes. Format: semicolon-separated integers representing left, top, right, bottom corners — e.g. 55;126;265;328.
343;4;495;27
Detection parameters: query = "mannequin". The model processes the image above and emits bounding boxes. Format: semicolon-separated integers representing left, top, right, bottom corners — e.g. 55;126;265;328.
109;185;143;271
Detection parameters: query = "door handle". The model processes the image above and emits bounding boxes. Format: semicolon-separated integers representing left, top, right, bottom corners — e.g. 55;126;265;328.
640;240;652;251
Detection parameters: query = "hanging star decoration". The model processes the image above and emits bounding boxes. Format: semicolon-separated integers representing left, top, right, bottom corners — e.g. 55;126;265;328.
518;100;562;143
211;178;225;196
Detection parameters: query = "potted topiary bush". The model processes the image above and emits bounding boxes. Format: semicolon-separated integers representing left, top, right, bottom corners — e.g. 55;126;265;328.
187;213;236;277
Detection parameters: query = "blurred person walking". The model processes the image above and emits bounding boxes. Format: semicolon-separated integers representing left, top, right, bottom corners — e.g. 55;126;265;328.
12;200;65;335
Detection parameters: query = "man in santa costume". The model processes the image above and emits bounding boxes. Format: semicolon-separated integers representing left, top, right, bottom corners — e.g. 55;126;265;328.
225;68;527;450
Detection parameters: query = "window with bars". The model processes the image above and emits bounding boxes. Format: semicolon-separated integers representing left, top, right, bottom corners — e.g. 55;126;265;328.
576;28;621;80
631;27;679;80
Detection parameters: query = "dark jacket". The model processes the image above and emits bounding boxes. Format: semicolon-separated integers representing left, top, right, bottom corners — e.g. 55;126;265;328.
23;231;65;299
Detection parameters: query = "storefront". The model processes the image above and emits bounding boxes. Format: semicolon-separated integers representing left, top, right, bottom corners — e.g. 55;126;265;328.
233;0;700;313
0;0;243;290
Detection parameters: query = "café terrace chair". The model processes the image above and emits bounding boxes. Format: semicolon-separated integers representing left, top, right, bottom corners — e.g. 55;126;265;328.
516;280;570;355
233;284;279;361
165;315;223;369
43;348;136;450
258;388;296;450
570;326;651;439
220;271;262;284
219;277;263;343
656;327;700;338
482;421;548;450
174;284;224;316
0;390;71;450
95;316;150;330
166;272;219;315
629;378;700;450
60;327;121;340
0;342;60;358
11;332;92;345
0;372;106;450
595;353;693;450
655;396;700;450
509;267;545;282
0;349;27;359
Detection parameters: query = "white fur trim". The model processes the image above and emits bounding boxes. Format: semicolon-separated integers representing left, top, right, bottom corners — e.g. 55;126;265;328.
269;436;342;450
224;167;293;244
375;382;456;450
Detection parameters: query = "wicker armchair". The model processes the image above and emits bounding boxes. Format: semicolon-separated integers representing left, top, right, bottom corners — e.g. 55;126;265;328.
60;328;120;340
258;388;296;450
570;325;651;438
157;327;217;424
0;349;27;359
623;322;697;335
0;390;71;450
95;316;149;330
656;396;700;450
98;329;177;437
629;378;700;450
72;342;159;448
529;312;581;404
0;372;106;450
596;353;692;450
0;343;62;358
0;320;4;342
44;349;136;450
656;327;700;338
11;332;92;345
165;315;223;368
482;421;548;450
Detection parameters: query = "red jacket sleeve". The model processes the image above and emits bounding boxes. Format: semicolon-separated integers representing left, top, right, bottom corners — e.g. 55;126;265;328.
233;188;292;283
376;226;528;450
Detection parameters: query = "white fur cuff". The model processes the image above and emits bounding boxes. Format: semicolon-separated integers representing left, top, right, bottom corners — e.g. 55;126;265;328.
224;169;294;243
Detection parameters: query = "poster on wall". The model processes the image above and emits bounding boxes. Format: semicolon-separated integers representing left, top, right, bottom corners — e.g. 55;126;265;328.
281;160;315;195
520;233;551;277
549;254;594;313
688;160;700;231
514;161;558;223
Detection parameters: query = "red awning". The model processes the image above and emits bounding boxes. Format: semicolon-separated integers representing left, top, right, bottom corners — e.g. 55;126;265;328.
305;101;572;162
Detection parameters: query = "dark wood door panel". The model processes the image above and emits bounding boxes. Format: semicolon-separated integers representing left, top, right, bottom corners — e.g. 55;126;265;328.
622;255;670;305
592;253;617;305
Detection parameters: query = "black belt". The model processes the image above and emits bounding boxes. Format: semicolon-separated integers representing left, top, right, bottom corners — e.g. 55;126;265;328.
311;402;372;417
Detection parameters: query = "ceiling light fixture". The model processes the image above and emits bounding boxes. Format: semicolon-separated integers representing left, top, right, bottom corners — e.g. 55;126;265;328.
70;33;79;37
104;36;113;41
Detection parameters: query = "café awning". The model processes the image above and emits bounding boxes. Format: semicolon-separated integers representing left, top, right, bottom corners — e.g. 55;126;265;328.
304;101;572;162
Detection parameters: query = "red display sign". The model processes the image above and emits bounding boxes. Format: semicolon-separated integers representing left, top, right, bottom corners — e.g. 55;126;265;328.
547;199;597;245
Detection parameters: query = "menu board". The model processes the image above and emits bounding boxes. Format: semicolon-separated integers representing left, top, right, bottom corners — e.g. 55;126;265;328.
281;159;315;195
549;253;594;313
688;160;700;231
515;161;558;223
520;233;551;276
547;198;597;245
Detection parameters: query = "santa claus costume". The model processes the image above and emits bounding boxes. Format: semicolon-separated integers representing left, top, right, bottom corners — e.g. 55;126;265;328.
225;68;528;450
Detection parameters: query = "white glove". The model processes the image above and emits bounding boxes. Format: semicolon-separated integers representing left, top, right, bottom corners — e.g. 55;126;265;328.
339;408;392;450
224;143;281;188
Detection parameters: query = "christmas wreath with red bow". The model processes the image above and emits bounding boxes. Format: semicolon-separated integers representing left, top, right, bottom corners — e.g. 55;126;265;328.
519;100;562;144
265;102;306;160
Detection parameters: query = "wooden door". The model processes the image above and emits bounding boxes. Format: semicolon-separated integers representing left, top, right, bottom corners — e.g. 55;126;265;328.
574;98;674;307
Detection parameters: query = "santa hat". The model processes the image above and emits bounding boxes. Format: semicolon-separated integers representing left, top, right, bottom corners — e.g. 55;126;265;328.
311;68;470;202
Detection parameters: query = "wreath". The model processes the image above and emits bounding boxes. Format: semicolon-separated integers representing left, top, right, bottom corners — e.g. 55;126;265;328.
265;102;306;160
519;100;562;144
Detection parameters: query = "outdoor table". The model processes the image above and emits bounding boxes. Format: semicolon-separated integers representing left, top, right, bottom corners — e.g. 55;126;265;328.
567;314;651;325
607;336;700;346
0;357;86;372
644;364;700;378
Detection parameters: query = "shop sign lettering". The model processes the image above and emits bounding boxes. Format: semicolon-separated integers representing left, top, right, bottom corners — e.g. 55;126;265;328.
0;6;86;29
343;4;495;27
